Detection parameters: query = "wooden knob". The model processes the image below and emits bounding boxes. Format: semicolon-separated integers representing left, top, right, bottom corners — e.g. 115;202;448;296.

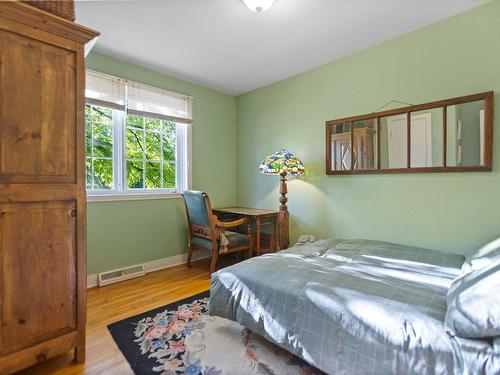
70;208;77;217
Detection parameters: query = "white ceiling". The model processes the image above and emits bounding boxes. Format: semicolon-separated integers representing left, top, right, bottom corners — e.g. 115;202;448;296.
76;0;486;95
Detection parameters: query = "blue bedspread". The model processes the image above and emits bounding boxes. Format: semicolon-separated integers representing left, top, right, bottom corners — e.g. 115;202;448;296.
209;238;499;375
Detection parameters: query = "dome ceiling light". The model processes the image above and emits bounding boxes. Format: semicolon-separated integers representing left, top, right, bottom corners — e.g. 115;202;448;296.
242;0;275;13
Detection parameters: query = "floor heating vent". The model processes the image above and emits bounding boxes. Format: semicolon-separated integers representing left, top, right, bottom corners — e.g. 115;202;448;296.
98;264;145;286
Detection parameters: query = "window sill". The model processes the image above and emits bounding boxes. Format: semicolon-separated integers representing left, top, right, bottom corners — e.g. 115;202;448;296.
87;192;182;203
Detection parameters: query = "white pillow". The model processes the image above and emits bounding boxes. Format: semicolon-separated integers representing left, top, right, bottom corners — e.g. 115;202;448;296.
445;261;500;338
462;236;500;273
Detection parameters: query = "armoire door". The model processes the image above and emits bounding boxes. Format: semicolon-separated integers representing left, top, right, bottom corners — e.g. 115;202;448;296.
0;201;77;355
0;29;76;183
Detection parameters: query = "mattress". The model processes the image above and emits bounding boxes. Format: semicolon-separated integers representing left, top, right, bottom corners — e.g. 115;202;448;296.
209;238;499;375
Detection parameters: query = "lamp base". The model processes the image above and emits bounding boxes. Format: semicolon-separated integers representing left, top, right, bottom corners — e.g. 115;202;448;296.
278;172;290;249
278;209;289;250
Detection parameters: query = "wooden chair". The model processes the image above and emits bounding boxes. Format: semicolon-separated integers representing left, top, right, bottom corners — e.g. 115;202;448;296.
182;191;253;273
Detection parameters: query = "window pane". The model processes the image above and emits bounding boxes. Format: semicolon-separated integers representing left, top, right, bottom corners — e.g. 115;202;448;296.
145;117;161;131
162;162;175;189
92;106;112;125
93;159;113;189
145;132;161;161
85;105;92;123
126;129;145;159
86;104;115;191
163;120;176;134
145;161;161;188
86;158;92;189
162;134;176;161
127;160;144;188
124;116;177;191
92;124;113;158
85;124;92;156
127;114;144;129
124;116;178;191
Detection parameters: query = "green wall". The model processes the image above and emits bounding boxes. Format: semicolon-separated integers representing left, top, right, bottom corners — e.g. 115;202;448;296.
87;1;500;274
86;53;237;274
236;0;500;256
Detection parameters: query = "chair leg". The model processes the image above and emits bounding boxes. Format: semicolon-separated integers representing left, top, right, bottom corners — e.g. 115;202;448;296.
187;244;193;268
210;250;218;273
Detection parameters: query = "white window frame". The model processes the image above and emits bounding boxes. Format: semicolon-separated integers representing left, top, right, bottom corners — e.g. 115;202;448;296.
86;106;192;202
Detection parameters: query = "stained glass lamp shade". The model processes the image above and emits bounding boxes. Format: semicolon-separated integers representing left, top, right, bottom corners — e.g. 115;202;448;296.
259;149;305;176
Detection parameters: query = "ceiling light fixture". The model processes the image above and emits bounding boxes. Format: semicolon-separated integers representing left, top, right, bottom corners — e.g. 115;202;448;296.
242;0;275;13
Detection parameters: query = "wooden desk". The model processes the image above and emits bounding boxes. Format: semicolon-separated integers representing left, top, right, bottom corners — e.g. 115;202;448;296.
213;207;278;256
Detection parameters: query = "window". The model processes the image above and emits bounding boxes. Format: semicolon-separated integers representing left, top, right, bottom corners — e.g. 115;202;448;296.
125;114;177;189
85;70;192;200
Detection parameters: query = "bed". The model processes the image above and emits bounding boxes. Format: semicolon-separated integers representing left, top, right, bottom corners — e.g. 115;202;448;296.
209;238;499;375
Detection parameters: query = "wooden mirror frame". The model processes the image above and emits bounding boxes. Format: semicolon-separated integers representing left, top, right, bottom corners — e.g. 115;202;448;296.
326;91;494;174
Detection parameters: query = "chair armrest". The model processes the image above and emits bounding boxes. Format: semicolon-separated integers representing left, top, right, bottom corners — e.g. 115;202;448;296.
212;215;248;229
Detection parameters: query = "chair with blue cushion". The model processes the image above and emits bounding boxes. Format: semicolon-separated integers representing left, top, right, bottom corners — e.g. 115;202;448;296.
182;191;253;273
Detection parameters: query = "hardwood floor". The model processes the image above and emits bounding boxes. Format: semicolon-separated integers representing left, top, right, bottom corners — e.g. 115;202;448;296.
18;259;232;375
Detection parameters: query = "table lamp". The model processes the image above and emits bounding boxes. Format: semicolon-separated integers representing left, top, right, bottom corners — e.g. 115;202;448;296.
259;149;305;249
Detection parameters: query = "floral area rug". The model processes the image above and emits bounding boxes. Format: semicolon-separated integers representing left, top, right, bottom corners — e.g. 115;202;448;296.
108;292;324;375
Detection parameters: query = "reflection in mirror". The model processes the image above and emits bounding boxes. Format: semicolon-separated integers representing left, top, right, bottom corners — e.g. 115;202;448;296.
410;109;443;167
353;119;377;170
330;122;352;170
446;100;485;167
380;114;407;169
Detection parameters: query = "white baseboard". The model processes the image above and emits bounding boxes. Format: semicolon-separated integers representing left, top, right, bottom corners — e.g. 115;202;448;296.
87;252;210;289
87;274;98;289
87;273;97;289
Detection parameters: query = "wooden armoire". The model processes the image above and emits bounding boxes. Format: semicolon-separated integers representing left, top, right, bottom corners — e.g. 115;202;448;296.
0;2;98;373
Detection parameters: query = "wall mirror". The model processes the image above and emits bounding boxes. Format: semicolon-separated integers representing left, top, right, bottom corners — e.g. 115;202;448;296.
326;92;493;174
